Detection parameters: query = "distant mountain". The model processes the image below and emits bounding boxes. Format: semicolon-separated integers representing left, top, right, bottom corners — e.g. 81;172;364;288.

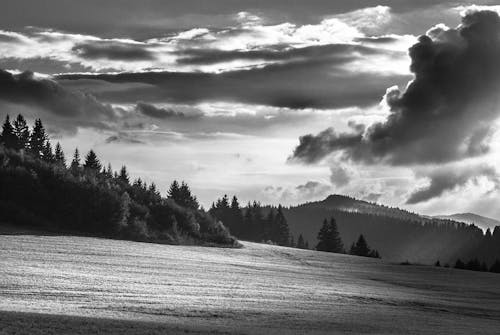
281;195;500;264
434;213;500;232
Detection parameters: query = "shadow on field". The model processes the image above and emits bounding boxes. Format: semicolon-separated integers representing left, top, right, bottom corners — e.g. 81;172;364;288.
0;311;234;335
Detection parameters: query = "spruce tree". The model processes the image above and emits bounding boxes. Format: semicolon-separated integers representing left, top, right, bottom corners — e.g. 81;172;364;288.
119;165;130;184
54;142;66;166
84;149;102;171
1;115;17;149
351;234;370;257
42;141;55;163
29;119;47;159
275;205;290;246
316;217;344;253
13;114;30;150
168;180;180;200
70;148;81;173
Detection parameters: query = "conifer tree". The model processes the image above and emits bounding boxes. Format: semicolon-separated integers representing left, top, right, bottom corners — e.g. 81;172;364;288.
350;234;370;257
42;141;55;163
54;142;66;166
13;114;30;150
168;180;180;200
83;149;102;171
316;217;344;253
1;115;17;149
119;165;130;184
70;148;81;173
29;119;47;159
274;205;290;246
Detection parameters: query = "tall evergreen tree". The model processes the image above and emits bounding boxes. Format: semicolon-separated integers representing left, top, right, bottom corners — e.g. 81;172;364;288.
119;165;130;184
1;115;17;149
83;149;102;171
274;205;290;246
13;114;30;150
316;217;344;253
29;119;46;159
42;141;55;163
168;180;180;200
70;148;81;173
350;234;371;257
54;142;66;166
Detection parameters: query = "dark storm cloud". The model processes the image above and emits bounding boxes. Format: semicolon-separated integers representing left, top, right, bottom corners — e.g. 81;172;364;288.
136;101;186;119
72;41;155;61
175;44;379;65
0;69;116;131
57;52;409;109
291;10;500;165
406;165;499;204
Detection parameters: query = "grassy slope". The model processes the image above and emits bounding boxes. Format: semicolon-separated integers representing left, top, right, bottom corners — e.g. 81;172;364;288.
1;234;499;334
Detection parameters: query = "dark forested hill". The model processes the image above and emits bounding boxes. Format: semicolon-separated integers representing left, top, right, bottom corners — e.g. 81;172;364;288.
281;195;500;265
0;115;237;247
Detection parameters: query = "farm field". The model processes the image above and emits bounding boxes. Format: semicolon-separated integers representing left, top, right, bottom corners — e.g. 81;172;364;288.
1;234;499;334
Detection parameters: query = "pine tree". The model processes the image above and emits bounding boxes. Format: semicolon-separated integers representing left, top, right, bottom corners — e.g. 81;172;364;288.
13;114;30;150
54;142;66;166
70;148;81;173
316;217;344;253
305;240;309;249
84;149;102;171
350;234;370;257
1;115;17;149
42;141;55;163
29;119;47;159
168;180;180;200
119;165;130;184
274;205;290;246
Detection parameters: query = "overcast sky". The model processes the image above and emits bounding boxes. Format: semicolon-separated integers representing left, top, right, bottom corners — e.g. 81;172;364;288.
1;1;500;218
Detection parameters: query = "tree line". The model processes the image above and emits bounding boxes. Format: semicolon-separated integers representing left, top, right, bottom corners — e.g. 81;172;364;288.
0;114;237;246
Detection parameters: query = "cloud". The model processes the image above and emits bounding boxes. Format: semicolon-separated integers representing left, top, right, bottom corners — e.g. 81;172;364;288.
57;59;410;110
291;10;500;165
135;101;187;119
0;69;115;123
72;41;155;61
406;164;500;204
329;165;351;187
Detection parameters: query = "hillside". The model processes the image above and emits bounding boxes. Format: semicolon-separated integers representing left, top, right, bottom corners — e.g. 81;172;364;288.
1;234;500;334
434;213;500;232
281;195;500;265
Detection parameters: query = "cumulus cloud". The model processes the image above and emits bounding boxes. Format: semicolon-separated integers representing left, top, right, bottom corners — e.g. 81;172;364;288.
291;10;500;165
407;164;500;204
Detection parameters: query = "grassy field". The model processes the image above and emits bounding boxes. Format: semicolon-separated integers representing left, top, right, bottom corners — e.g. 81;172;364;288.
1;234;499;334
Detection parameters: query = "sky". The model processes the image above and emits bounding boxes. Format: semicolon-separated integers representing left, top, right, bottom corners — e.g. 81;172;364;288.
1;1;500;218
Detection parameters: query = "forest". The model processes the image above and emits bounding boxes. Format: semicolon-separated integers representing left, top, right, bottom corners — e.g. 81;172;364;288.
0;114;238;247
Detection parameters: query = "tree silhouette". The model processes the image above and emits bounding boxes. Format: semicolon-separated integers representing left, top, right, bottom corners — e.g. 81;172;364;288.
70;148;81;174
83;149;102;171
42;141;55;163
13;114;30;151
1;115;17;149
316;217;344;253
350;234;371;257
29;119;47;159
54;142;66;166
119;165;130;184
